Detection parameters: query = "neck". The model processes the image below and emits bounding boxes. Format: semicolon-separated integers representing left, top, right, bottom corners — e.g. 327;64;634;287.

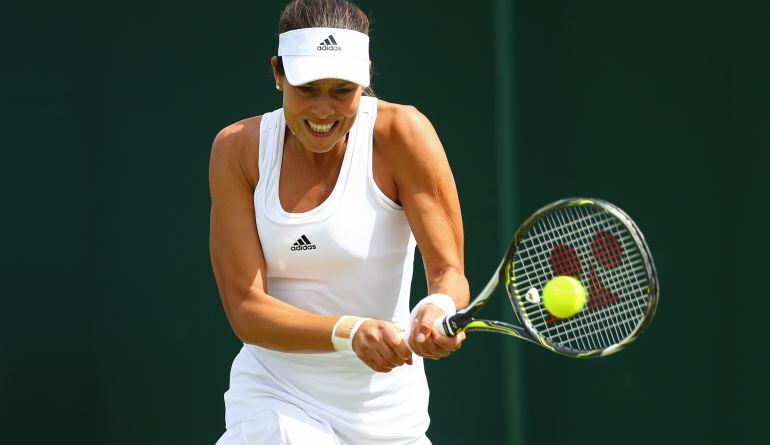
286;131;349;168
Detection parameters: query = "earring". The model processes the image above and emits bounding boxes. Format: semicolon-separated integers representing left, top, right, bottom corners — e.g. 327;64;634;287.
276;84;281;91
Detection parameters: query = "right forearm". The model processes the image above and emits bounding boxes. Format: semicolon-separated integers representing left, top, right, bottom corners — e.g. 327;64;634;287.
228;291;340;353
226;291;415;374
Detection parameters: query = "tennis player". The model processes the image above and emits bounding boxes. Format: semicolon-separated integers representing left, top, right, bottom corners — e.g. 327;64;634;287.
209;1;469;443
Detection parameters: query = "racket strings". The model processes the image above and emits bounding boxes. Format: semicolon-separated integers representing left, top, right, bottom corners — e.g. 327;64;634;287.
540;208;629;351
543;206;649;350
511;205;651;353
552;206;649;350
514;242;643;289
513;214;625;256
536;297;649;342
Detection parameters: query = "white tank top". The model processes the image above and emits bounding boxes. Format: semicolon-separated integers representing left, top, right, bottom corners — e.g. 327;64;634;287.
223;96;430;444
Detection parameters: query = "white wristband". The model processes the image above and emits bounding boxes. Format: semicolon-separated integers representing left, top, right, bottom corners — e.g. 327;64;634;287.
410;293;457;319
331;316;369;352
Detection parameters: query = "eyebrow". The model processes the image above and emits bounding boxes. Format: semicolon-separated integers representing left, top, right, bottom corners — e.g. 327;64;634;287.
304;81;355;87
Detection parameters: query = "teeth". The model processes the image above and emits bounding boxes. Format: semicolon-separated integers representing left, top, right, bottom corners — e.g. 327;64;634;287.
307;120;334;134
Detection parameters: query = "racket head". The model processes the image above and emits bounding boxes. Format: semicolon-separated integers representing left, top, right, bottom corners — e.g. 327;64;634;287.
502;198;659;358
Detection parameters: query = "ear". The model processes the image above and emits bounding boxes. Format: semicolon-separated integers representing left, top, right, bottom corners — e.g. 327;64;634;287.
270;56;284;89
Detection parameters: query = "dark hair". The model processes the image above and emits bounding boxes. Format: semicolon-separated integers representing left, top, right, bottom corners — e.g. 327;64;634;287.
276;0;375;96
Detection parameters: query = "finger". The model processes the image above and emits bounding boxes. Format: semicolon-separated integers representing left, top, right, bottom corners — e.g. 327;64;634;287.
413;340;445;359
421;329;465;358
427;346;451;359
399;330;414;362
374;334;405;369
385;325;413;363
372;349;397;372
415;322;431;344
409;318;420;346
414;304;450;342
359;353;382;373
364;349;387;373
408;318;421;350
388;333;412;365
383;346;406;368
357;347;384;373
409;320;432;357
356;337;394;372
431;332;462;352
364;358;383;373
411;330;445;357
449;332;466;351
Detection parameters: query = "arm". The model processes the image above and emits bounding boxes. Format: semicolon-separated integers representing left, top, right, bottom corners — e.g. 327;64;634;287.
209;120;411;370
209;120;338;353
382;106;470;358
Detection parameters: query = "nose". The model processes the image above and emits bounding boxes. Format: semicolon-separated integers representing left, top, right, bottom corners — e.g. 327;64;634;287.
310;97;335;120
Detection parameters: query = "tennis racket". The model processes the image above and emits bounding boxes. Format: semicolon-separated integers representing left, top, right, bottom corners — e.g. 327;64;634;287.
406;197;658;358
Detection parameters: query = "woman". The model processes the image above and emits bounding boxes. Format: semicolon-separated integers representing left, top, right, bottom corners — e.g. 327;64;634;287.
209;1;469;443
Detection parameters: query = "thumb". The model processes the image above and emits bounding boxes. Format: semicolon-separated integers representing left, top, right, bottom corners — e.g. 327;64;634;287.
412;304;445;343
415;316;435;344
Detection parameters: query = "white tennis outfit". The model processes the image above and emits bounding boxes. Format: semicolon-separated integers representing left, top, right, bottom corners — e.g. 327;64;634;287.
215;96;431;445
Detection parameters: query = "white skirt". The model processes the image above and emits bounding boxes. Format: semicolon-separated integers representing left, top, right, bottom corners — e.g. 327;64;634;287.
216;345;431;445
214;397;431;445
215;399;341;445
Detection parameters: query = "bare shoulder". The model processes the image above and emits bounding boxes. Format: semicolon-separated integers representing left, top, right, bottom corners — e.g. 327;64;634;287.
375;100;433;146
210;115;263;190
374;99;445;166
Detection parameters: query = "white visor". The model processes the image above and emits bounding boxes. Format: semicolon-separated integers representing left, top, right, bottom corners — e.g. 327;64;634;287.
278;27;370;87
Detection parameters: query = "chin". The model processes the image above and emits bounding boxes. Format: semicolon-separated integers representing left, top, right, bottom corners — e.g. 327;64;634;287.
302;134;346;153
302;145;331;154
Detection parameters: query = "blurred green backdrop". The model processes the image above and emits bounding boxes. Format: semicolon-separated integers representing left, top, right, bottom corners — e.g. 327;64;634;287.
2;1;768;444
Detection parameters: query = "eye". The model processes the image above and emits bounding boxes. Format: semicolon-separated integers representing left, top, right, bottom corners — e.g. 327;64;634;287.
336;88;353;95
298;86;314;94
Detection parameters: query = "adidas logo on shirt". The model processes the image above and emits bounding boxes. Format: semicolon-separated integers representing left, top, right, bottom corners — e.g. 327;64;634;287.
291;234;317;251
317;35;341;51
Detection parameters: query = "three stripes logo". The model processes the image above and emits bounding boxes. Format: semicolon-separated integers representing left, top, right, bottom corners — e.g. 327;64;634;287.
291;234;317;251
317;35;341;51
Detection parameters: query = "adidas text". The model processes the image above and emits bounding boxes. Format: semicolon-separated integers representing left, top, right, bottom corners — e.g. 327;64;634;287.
291;244;317;251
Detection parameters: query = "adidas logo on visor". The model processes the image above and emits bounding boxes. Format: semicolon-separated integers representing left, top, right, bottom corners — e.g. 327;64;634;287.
291;234;317;251
317;35;342;51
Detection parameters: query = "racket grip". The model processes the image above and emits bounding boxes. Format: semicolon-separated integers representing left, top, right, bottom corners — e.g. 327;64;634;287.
400;317;451;351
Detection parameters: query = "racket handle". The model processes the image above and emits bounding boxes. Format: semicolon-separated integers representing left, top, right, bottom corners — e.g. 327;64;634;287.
400;317;451;351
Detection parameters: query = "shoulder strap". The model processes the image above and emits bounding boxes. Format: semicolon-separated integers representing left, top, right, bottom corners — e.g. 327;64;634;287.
258;109;283;184
360;95;378;118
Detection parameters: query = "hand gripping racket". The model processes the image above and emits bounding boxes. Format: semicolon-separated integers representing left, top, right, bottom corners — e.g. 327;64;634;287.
407;197;659;358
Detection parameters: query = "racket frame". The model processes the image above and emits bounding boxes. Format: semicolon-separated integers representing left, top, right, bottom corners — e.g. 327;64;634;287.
438;197;659;358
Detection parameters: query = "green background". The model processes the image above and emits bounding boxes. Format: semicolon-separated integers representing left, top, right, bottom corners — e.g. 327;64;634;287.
2;1;768;444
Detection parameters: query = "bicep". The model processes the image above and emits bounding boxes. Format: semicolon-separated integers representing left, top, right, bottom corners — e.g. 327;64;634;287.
208;130;267;322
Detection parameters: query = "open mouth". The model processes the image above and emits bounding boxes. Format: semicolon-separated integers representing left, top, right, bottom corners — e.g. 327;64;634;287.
305;120;338;136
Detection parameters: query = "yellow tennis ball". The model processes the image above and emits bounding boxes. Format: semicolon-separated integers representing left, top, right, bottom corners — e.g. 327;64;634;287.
542;276;587;318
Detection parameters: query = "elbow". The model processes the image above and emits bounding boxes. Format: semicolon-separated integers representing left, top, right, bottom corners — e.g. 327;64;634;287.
223;290;268;345
228;311;252;344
